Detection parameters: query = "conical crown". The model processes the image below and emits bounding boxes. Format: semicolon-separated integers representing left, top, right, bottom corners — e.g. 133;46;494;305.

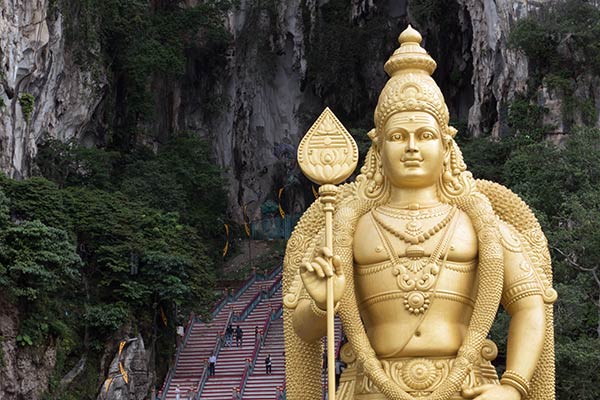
374;25;451;137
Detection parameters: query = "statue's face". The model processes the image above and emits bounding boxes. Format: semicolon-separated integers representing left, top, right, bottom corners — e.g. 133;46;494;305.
380;111;445;188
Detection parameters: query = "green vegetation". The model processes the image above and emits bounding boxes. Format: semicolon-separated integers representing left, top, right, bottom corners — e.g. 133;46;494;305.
452;5;600;397
18;93;35;121
461;126;600;400
3;2;236;395
302;0;394;128
0;133;227;398
509;0;600;127
1;0;599;399
60;0;234;149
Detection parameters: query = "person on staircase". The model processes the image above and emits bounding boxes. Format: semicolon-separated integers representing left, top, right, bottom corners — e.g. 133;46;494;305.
208;354;217;376
265;354;272;375
235;325;243;347
225;324;233;347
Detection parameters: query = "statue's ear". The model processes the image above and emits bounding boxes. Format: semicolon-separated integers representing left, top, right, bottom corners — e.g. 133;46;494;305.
447;126;458;138
367;129;380;154
367;128;377;142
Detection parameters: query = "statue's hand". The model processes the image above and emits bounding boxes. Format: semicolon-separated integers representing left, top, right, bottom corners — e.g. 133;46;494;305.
300;247;345;310
462;384;521;400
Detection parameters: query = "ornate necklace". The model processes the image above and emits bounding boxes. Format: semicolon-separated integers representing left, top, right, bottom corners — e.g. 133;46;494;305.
369;206;458;315
372;206;454;246
376;203;451;220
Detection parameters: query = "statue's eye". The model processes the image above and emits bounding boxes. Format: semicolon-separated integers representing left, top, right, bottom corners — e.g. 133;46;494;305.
391;133;404;141
421;131;435;140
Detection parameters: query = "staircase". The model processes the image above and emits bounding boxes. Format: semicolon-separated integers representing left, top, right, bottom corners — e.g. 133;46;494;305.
160;272;278;400
160;265;346;400
243;296;285;399
199;283;279;400
162;311;231;399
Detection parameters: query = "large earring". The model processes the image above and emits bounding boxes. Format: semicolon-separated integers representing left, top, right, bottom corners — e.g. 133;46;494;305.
438;138;474;201
357;130;389;201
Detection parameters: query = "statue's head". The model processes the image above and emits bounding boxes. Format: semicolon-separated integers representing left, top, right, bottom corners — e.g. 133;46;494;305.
358;26;473;202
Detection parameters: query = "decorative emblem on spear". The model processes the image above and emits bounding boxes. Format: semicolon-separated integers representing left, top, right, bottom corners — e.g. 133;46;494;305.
297;107;358;399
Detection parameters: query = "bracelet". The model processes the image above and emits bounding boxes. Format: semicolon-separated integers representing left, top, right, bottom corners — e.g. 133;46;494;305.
310;300;327;317
501;369;530;398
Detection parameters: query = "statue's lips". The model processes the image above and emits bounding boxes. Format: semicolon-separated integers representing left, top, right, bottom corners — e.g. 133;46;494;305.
402;160;422;167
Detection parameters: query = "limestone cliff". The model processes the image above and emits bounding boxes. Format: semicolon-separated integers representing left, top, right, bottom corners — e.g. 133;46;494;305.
0;297;57;400
0;0;106;179
175;0;533;219
1;0;599;216
2;1;600;399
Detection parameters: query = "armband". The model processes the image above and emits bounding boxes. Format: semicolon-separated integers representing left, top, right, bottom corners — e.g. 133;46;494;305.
501;369;530;398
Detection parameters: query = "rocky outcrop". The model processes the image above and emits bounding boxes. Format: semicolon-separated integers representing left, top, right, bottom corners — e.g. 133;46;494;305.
0;297;57;400
97;336;151;400
179;0;537;220
1;0;599;220
457;0;530;137
0;0;106;179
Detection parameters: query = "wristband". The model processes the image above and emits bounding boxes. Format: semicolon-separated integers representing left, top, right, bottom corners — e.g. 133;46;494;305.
501;369;530;398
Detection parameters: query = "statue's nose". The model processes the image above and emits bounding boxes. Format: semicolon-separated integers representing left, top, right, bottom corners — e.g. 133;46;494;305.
406;133;418;152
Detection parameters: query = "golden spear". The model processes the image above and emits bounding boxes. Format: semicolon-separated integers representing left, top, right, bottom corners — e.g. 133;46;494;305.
297;107;358;399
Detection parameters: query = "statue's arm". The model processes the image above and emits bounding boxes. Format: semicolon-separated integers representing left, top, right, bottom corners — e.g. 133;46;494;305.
499;222;545;395
292;296;328;343
289;203;352;344
291;245;345;342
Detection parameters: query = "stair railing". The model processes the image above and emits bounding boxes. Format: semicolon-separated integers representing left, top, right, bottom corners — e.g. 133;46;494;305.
209;292;228;319
231;271;257;302
266;275;282;298
272;304;283;321
194;310;233;400
238;307;274;397
237;289;263;321
266;263;283;280
160;313;196;399
275;381;286;400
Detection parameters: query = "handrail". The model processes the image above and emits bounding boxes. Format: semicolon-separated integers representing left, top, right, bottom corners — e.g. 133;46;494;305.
210;293;228;319
231;272;257;302
238;289;262;321
194;310;233;400
160;314;195;399
238;308;273;397
261;307;274;346
266;275;282;298
272;304;283;320
275;380;286;400
335;323;345;358
266;263;283;280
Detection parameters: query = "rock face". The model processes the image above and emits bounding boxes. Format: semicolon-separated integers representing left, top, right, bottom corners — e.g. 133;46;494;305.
177;0;530;219
457;0;530;137
97;336;151;400
0;0;105;179
1;0;599;220
0;297;57;400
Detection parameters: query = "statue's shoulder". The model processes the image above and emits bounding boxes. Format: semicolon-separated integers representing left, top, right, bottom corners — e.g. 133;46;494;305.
474;180;557;304
355;208;375;232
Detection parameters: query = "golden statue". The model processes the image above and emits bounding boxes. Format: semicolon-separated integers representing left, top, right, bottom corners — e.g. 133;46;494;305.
283;26;557;400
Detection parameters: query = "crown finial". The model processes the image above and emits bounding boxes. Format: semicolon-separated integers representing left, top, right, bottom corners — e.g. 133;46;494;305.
399;24;422;45
384;25;436;77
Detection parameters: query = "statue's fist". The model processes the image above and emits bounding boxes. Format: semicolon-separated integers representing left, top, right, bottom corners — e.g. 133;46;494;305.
300;247;345;310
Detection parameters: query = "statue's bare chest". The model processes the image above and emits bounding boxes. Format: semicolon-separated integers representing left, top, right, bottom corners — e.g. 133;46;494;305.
352;207;478;317
353;207;478;265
